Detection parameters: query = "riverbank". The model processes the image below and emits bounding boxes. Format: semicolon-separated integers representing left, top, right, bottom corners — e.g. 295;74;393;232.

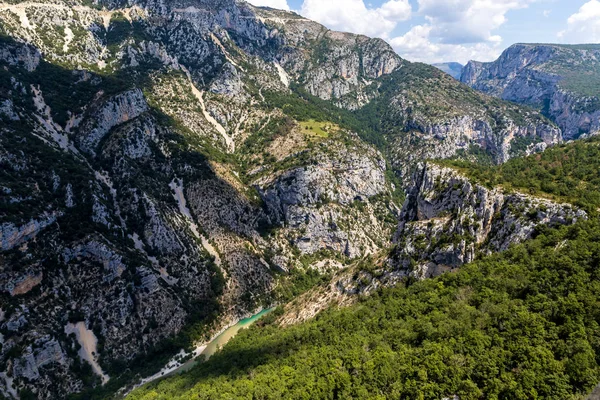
122;307;275;396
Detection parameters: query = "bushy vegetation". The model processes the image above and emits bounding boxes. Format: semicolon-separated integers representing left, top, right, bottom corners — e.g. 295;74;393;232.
539;45;600;97
126;137;600;400
262;84;384;147
0;53;129;127
129;218;600;400
274;267;332;303
440;136;600;214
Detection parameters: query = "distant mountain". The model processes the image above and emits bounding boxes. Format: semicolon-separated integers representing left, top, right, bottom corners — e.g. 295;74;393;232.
461;43;600;140
432;62;464;79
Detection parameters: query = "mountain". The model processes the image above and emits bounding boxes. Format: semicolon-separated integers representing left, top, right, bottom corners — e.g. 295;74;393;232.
129;137;600;400
432;62;463;79
461;43;600;140
0;1;573;398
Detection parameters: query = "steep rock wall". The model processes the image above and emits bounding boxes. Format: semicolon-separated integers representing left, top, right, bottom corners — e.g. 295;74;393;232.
393;163;586;278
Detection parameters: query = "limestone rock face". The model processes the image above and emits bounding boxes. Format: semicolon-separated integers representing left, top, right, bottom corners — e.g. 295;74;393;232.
461;44;559;100
0;214;59;251
390;114;561;166
258;138;395;258
393;163;586;278
0;40;41;71
0;99;19;121
77;89;149;155
550;90;600;140
281;28;402;109
0;1;572;398
461;43;600;140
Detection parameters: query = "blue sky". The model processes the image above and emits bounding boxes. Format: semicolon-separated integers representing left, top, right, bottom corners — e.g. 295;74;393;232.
247;0;600;64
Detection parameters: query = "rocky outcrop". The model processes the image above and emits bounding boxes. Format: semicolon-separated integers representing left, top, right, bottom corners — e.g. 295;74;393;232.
12;338;67;381
0;214;59;251
257;141;395;258
0;2;106;67
292;32;402;108
393;163;586;278
77;89;149;155
390;115;561;165
0;40;40;72
6;273;43;296
550;90;600;140
0;99;20;121
243;117;399;269
460;44;560;100
269;12;402;109
62;241;126;282
461;43;600;140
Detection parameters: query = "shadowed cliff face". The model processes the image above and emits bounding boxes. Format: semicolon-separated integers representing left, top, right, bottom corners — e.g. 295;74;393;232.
0;2;572;398
461;43;600;140
391;163;586;279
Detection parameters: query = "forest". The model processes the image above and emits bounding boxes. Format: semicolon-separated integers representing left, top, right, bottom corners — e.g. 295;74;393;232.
441;136;600;215
128;138;600;399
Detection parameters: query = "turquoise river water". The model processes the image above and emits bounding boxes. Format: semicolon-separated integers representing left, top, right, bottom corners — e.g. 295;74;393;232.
168;308;275;375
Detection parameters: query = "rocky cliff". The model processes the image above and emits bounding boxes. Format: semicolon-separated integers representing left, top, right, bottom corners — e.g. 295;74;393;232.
392;163;586;278
367;63;561;168
0;1;570;398
461;43;600;140
276;160;588;326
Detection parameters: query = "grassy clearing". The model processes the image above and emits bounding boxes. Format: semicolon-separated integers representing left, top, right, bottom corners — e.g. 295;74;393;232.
299;119;339;139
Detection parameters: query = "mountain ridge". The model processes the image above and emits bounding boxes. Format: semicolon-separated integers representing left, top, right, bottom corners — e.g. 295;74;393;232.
0;2;584;398
432;62;463;79
461;42;600;140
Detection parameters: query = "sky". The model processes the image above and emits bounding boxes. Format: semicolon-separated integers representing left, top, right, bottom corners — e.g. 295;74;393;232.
245;0;600;65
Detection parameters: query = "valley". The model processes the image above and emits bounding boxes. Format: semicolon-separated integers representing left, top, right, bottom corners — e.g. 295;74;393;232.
0;0;599;399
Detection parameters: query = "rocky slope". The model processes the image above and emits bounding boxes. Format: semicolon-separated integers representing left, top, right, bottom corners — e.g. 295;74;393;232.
364;63;561;168
0;1;569;398
461;43;600;140
392;163;586;278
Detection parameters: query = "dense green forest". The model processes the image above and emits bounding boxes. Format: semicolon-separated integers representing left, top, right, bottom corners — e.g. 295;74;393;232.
128;139;600;399
441;137;600;214
128;220;600;400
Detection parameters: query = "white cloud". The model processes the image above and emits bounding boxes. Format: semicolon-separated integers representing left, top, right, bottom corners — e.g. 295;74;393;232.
246;0;290;11
390;24;503;64
558;0;600;42
418;0;532;44
299;0;411;39
389;0;534;64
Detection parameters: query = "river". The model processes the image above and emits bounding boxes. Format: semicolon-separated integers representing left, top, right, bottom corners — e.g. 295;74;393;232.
129;308;275;393
169;308;274;375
